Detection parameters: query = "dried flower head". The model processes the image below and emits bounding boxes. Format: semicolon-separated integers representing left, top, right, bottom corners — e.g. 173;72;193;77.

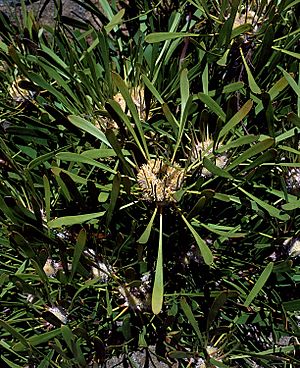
8;77;35;103
285;168;300;195
43;258;62;277
47;306;68;324
114;87;147;120
288;238;300;258
118;273;151;311
233;10;257;29
137;159;184;203
91;261;111;282
190;138;228;178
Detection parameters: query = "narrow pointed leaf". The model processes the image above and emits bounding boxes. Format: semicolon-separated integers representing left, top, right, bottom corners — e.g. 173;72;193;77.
70;229;87;280
219;99;253;138
237;186;289;221
68;115;111;147
180;298;204;345
244;262;274;307
145;32;198;43
240;48;261;94
138;208;158;244
181;214;213;265
152;211;164;314
48;211;105;228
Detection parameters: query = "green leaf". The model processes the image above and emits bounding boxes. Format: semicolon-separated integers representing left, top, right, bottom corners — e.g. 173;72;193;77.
203;157;233;179
104;8;125;33
43;175;51;223
197;93;226;122
219;99;253;138
61;325;74;353
48;211;105;228
181;214;213;265
244;262;273;307
283;299;300;312
217;135;258;152
152;211;164;314
272;45;300;60
106;172;121;226
70;229;87;281
231;23;252;39
180;298;204;345
56;152;116;174
240;48;261;94
145;32;198;43
1;356;23;368
237;186;290;221
141;74;164;104
13;329;61;352
197;221;246;238
207;291;237;331
227;138;274;170
68;115;111;147
0;320;30;351
138;208;158;244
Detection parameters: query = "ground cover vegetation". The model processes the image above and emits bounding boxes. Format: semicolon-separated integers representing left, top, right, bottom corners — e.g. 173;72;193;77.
0;0;300;367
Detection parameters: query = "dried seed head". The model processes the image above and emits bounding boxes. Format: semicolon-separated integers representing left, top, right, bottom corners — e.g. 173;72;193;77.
285;168;300;195
47;307;68;324
8;77;35;103
190;138;228;177
233;10;257;29
118;274;151;311
91;262;111;283
113;87;147;120
289;238;300;258
137;159;184;203
43;258;62;277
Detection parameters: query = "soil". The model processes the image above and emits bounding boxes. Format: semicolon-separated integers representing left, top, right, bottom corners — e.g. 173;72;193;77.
0;0;102;27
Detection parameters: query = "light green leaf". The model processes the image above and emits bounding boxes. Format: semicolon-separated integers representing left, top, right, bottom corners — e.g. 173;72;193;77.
244;262;273;307
152;211;164;314
181;214;213;265
237;186;289;221
219;99;253;138
68;115;111;147
227;138;274;170
197;93;226;121
240;48;261;94
145;32;198;43
48;211;105;228
70;229;87;280
203;157;233;179
56;152;116;174
138;208;158;244
104;8;125;33
13;328;61;352
180;298;204;345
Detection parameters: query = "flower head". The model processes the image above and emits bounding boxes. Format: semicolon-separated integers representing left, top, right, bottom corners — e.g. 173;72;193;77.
91;261;111;282
8;77;35;103
288;238;300;258
137;159;184;203
43;258;62;277
285;168;300;195
47;306;68;324
190;138;228;178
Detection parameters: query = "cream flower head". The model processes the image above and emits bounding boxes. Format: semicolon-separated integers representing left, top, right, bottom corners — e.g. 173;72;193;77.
285;168;300;195
137;159;184;203
190;138;228;178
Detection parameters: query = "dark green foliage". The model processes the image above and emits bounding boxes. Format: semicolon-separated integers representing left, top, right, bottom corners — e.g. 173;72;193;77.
0;0;300;367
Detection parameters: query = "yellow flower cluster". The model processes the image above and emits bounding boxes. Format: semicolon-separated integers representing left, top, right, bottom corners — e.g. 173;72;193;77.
137;159;184;203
